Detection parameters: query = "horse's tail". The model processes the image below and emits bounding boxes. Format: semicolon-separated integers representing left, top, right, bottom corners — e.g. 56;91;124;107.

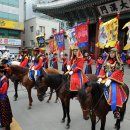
120;83;129;122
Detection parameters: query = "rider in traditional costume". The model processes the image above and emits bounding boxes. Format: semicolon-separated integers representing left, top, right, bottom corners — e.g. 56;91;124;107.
30;47;43;81
0;65;13;130
97;48;127;119
52;53;58;69
95;55;104;76
19;48;29;68
61;53;68;73
67;46;88;91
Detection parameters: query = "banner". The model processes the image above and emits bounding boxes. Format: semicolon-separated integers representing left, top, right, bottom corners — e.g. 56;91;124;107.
36;35;45;47
0;19;24;30
122;21;130;50
66;27;77;49
75;23;88;48
55;32;65;51
97;17;118;48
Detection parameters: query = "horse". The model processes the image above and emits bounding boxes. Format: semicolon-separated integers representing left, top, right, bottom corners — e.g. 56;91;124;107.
78;81;129;130
5;65;60;109
36;69;98;129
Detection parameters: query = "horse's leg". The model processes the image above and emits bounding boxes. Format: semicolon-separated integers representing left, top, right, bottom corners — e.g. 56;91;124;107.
47;88;53;103
55;92;58;103
65;98;71;129
100;116;106;130
27;87;33;109
90;114;96;130
61;99;66;123
14;81;18;101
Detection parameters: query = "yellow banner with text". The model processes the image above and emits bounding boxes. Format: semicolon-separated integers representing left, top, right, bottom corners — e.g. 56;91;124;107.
0;19;24;30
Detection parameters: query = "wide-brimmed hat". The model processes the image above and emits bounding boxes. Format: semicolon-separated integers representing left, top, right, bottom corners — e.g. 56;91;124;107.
109;48;118;53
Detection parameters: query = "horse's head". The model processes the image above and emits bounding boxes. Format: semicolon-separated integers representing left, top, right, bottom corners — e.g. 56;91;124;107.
36;77;48;102
78;81;94;120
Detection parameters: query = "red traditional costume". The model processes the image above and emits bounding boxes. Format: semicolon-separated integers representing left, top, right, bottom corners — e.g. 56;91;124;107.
98;48;127;112
61;54;68;73
68;47;88;91
0;66;13;129
19;48;29;68
52;53;58;69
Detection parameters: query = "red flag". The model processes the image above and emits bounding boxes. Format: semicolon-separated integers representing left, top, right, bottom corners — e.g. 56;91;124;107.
49;39;54;53
75;23;88;48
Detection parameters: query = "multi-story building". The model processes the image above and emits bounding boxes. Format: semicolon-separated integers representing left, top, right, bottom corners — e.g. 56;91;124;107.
24;0;67;50
0;0;24;55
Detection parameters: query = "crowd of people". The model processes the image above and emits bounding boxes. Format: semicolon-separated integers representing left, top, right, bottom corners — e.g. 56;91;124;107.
0;45;129;130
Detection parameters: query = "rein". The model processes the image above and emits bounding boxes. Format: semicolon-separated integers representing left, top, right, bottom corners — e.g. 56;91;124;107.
81;90;104;124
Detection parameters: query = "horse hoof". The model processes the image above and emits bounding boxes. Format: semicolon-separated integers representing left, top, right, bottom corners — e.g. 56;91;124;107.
46;100;49;103
28;106;31;109
65;125;70;129
61;119;65;123
83;116;89;120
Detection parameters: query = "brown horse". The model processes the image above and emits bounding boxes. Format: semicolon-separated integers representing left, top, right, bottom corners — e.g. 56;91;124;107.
78;81;129;130
6;65;60;109
36;69;97;129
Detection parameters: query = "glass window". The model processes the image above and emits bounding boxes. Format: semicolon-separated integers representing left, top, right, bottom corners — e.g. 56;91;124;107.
39;26;45;33
30;26;34;32
0;0;19;8
0;11;19;21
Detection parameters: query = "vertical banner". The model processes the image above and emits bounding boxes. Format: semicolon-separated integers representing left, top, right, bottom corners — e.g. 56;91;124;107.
123;21;130;50
97;17;118;48
55;31;65;51
75;23;88;48
66;27;77;49
36;35;45;47
48;39;54;53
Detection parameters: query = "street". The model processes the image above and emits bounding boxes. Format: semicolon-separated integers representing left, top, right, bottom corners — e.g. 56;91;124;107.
2;65;130;130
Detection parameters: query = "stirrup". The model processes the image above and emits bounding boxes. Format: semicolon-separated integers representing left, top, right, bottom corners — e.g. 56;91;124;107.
114;111;120;119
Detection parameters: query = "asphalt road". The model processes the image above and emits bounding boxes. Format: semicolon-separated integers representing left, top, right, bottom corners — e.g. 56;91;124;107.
1;64;130;130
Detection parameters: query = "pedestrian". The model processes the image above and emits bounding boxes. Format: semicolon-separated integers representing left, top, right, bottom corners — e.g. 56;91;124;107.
52;53;58;69
61;53;68;73
0;65;13;130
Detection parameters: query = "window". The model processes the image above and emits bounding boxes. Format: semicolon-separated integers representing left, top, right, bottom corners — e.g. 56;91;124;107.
23;41;25;46
0;0;19;8
30;26;34;32
0;12;19;21
30;40;35;46
39;26;45;33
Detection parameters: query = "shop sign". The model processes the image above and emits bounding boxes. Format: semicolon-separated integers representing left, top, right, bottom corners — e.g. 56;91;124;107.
0;38;21;46
0;19;24;30
97;0;130;16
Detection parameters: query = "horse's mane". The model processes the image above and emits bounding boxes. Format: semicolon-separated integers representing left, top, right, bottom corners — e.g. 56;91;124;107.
9;65;28;75
78;81;104;103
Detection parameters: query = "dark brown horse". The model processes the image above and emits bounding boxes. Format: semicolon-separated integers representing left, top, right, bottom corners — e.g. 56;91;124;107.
6;65;60;109
78;81;129;130
36;69;97;129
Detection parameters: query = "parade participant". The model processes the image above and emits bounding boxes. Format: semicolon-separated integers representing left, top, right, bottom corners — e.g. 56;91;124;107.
61;53;68;73
97;48;127;119
121;51;126;64
30;47;43;81
84;54;93;75
67;46;88;91
1;48;10;64
0;65;13;130
95;55;104;76
43;53;49;69
19;48;29;68
49;52;53;67
102;49;108;61
52;53;58;69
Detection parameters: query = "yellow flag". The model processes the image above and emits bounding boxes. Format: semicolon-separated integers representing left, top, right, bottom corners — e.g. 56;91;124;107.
97;18;118;48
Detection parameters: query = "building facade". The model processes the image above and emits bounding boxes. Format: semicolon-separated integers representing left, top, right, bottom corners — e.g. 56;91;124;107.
25;17;60;48
0;0;24;54
24;0;67;50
